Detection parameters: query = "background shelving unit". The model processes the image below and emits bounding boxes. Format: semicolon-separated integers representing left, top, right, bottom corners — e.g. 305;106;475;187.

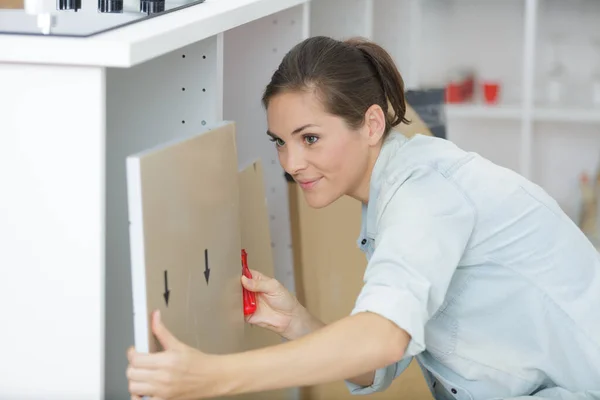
310;0;600;221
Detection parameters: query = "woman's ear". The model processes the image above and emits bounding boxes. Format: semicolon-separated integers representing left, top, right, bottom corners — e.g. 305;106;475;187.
364;104;386;145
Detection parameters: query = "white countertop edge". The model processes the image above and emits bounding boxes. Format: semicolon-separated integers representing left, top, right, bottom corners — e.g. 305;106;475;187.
0;36;131;67
0;0;307;67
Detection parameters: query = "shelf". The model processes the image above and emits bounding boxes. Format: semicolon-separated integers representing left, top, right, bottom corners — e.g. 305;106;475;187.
446;104;522;120
533;107;600;124
446;104;600;124
0;0;307;67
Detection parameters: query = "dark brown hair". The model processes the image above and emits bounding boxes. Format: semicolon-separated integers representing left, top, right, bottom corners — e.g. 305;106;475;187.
262;36;410;138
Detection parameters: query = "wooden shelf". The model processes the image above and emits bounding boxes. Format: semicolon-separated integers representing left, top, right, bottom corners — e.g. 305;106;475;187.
533;107;600;123
446;103;522;120
446;104;600;124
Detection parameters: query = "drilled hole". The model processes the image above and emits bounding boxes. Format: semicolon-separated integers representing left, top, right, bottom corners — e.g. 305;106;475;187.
202;55;206;59
202;88;206;92
182;87;186;91
182;120;186;124
182;54;186;58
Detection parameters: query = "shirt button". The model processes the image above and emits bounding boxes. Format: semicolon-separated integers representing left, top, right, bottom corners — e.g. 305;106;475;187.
451;388;457;394
361;239;367;245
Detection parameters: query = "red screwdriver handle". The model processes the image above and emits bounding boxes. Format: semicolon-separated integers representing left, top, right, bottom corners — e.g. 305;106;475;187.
241;249;257;315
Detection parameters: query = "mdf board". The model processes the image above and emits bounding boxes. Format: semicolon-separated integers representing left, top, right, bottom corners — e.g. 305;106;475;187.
237;160;288;400
0;0;23;8
126;121;246;357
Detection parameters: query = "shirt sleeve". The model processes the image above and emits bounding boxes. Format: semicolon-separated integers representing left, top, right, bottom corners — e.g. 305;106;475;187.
350;165;476;374
345;357;413;395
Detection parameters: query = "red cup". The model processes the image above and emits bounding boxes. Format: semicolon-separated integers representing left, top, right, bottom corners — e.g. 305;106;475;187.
483;82;500;104
446;82;463;103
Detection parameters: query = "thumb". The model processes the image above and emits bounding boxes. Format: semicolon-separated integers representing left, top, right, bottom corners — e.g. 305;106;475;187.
152;310;180;351
241;274;278;294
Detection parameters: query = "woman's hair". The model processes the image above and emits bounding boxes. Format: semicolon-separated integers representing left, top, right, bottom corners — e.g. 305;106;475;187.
262;36;410;138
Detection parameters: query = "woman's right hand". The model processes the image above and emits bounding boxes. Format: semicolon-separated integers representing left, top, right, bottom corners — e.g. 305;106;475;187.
241;270;309;340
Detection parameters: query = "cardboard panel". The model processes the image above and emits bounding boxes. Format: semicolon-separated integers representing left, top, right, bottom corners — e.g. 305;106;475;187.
237;160;288;400
126;121;245;356
0;0;23;8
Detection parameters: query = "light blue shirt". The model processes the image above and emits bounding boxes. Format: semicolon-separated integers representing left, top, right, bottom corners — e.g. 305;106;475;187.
345;132;600;399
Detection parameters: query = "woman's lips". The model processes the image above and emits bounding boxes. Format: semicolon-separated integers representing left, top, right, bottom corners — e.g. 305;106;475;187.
297;178;321;190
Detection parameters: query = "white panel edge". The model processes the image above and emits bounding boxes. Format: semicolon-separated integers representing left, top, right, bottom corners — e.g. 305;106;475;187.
125;156;150;353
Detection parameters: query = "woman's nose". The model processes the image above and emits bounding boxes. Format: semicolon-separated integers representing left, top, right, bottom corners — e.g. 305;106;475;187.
284;147;308;174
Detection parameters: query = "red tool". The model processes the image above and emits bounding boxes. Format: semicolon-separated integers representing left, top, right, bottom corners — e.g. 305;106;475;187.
241;249;257;315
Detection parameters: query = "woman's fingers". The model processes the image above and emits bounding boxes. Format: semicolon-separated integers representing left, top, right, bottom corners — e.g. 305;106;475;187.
127;365;158;382
244;311;278;331
128;350;171;369
128;380;156;398
247;269;268;280
242;274;279;294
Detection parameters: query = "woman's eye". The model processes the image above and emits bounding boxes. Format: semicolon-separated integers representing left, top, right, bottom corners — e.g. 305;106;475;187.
269;137;285;147
304;135;318;145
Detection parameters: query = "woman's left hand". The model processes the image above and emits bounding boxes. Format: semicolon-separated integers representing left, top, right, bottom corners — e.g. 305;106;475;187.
126;310;223;400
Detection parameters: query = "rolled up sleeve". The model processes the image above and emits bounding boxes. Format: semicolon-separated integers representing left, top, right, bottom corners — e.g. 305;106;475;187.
346;166;475;393
345;357;413;395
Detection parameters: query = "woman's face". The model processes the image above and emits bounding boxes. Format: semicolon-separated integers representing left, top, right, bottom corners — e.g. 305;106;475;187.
266;90;385;208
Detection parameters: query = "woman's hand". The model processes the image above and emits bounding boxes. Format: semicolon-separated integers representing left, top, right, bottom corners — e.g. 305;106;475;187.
241;269;301;339
126;310;223;400
241;270;322;340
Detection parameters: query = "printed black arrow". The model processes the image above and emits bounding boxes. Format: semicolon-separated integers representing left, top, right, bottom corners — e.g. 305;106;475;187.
163;270;170;306
204;249;210;284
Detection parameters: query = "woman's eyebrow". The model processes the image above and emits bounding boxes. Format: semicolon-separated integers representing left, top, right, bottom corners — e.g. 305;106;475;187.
267;124;318;138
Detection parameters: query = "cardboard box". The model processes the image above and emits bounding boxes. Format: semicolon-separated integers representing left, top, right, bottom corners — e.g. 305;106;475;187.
0;0;24;9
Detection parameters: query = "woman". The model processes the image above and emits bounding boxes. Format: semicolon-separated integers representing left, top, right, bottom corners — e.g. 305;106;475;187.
126;36;600;400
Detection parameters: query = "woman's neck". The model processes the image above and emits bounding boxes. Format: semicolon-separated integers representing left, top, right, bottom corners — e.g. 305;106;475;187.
347;143;383;204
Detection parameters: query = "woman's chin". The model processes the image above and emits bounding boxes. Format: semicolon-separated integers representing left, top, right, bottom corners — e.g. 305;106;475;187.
302;190;339;209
